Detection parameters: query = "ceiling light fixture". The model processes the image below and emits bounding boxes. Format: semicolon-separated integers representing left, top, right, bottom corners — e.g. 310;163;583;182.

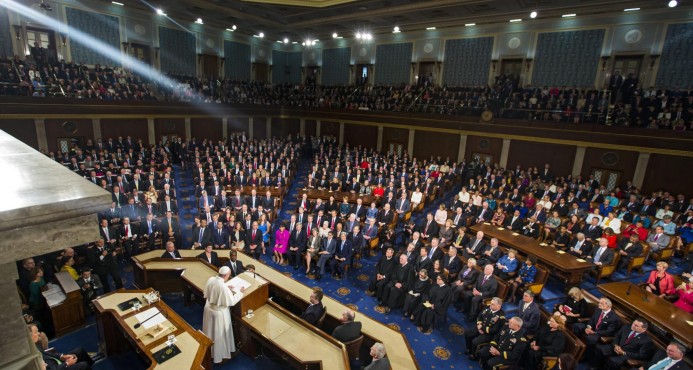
156;8;166;16
226;28;234;32
332;32;338;38
195;18;203;24
668;0;677;7
355;32;362;39
111;1;124;6
426;27;436;30
258;32;264;38
561;14;576;17
393;26;400;33
624;7;640;11
530;11;537;18
284;38;289;44
509;19;522;22
465;23;476;26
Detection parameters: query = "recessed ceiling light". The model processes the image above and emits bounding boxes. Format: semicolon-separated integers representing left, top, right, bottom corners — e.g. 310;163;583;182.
509;19;522;22
283;38;289;44
530;11;537;18
624;7;640;12
426;27;436;30
111;1;124;6
465;23;476;26
669;0;678;7
561;14;576;18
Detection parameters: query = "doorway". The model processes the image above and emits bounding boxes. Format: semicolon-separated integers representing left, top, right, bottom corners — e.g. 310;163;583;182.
418;61;436;86
388;142;404;157
355;64;370;85
254;62;268;82
200;54;219;78
499;58;523;86
130;43;151;65
590;168;622;191
304;66;319;85
26;27;58;65
472;153;494;166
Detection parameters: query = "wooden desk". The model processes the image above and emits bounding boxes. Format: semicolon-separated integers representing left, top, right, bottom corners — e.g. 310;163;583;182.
93;288;213;370
242;301;349;370
470;222;595;288
133;250;419;370
598;281;693;349
45;271;85;336
298;188;376;206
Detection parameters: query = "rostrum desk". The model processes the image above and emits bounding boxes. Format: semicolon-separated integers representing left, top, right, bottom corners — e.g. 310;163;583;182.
132;249;419;370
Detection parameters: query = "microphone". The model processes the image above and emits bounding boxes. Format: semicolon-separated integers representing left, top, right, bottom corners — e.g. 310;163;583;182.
134;311;162;329
626;283;632;295
638;284;649;302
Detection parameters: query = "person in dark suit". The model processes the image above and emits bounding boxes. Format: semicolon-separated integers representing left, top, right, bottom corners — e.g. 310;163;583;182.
347;225;365;268
161;241;182;258
29;323;93;370
586;238;616;267
211;221;228;249
380;253;414;312
582;218;603;241
192;219;213;250
224;250;244;277
377;204;394;228
330;232;352;278
288;223;307;270
421;213;440;239
245;221;263;259
331;309;362;343
158;195;178;215
633;342;690;370
413;274;452;334
616;234;645;270
139;213;160;251
464;231;486;260
88;239;122;293
443;247;462;280
462;264;498;319
477;238;503;266
516;290;541;335
465;297;506;356
300;288;326;326
504;210;524;232
572;298;622;353
452;259;481;305
364;343;391;370
593;318;655;370
567;233;593;258
427;237;445;262
161;212;182;248
197;244;221;267
367;247;398;297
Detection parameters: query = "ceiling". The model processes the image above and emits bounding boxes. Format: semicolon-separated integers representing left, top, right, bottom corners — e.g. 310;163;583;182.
124;0;684;41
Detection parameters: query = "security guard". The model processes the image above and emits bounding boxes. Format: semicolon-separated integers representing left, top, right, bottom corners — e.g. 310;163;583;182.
466;297;506;357
477;316;527;370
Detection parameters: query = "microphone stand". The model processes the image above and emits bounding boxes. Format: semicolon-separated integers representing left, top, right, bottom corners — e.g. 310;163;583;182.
134;310;162;329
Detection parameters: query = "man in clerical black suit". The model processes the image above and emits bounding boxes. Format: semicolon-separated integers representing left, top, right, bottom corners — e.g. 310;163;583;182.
161;241;181;258
332;309;362;343
300;288;325;326
224;250;245;277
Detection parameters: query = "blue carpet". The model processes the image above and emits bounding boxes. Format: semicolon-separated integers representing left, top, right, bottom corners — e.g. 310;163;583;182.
50;160;690;370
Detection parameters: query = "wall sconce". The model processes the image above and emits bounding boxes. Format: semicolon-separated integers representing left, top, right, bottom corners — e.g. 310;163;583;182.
60;33;67;46
525;58;533;72
13;25;21;40
649;54;660;70
491;59;498;71
601;56;610;70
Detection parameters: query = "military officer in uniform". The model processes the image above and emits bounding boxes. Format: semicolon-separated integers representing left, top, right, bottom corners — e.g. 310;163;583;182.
466;297;506;357
477;316;527;370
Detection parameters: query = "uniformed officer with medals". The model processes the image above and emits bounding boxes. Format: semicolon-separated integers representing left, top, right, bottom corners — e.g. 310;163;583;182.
465;297;506;357
477;316;528;370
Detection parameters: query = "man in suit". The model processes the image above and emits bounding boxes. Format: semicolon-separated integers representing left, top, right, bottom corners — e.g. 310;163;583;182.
99;219;118;248
198;190;214;211
158;195;178;215
119;217;138;256
161;241;182;258
315;231;337;280
192;219;213;250
366;247;397;297
522;217;540;239
245;221;263;259
224;250;244;277
348;225;365;268
573;298;622;352
587;238;615;267
504;210;524;232
616;234;644;270
450;207;466;228
139;213;160;251
395;193;410;217
443;247;462;279
465;297;505;357
364;343;390;370
567;232;593;257
377;204;394;228
477;238;502;266
464;231;486;260
462;264;498;319
212;221;228;249
363;218;379;244
161;211;182;248
421;213;440;240
635;342;690;370
476;202;492;223
330;232;352;278
646;226;670;253
380;253;414;312
593;318;655;370
29;323;93;370
427;237;445;262
289;223;307;270
300;288;325;326
583;217;603;241
262;190;275;213
517;290;541;335
352;199;366;220
332;309;362;343
477;316;528;370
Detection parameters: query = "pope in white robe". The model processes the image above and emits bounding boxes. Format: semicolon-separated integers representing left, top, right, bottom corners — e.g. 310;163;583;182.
202;266;245;363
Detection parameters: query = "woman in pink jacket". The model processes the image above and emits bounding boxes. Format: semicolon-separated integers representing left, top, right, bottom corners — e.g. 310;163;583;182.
273;223;290;265
674;277;693;313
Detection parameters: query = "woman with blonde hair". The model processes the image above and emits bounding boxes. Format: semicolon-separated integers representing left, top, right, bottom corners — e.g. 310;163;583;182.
645;261;675;298
555;287;586;324
523;314;567;370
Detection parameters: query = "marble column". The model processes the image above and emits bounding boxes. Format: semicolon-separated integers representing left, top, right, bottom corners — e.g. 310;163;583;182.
34;119;48;153
299;118;306;136
376;126;383;151
339;122;345;146
407;129;415;156
184;117;192;139
248;117;254;139
572;146;587;177
316;120;321;137
147;118;156;146
457;133;468;163
222;117;228;139
500;138;511;168
266;117;272;140
91;118;102;141
632;152;651;188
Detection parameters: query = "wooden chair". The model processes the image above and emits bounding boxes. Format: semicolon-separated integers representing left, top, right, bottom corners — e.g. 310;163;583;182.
626;243;650;275
343;335;364;363
526;264;550;297
368;237;379;256
316;307;327;328
651;246;675;263
592;254;620;284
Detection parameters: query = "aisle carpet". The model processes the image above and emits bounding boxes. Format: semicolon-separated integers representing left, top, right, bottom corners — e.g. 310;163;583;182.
49;159;688;370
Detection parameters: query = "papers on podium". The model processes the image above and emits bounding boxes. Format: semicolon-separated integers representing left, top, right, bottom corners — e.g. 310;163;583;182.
135;307;166;329
225;275;252;291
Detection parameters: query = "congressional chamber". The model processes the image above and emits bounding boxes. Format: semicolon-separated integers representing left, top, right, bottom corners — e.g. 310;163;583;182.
2;1;693;370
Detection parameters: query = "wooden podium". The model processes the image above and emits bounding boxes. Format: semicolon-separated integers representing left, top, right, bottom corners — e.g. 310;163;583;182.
44;271;85;336
93;288;212;370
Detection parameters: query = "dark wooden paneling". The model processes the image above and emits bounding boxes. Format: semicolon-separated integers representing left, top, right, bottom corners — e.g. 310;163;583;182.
305;120;317;137
581;148;638;184
0;120;38;149
271;118;300;139
642;154;692;195
343;124;377;148
253;118;267;139
45;119;93;153
101;118;148;144
228;117;248;134
154;118;186;142
507;140;576;176
321;121;339;138
465;135;503;164
383;127;409;152
191;118;223;140
414;130;459;160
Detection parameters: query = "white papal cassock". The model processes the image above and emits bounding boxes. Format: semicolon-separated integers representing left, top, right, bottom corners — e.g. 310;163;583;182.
202;272;244;363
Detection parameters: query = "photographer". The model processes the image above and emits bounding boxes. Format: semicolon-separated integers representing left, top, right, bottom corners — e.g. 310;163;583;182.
88;239;122;293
